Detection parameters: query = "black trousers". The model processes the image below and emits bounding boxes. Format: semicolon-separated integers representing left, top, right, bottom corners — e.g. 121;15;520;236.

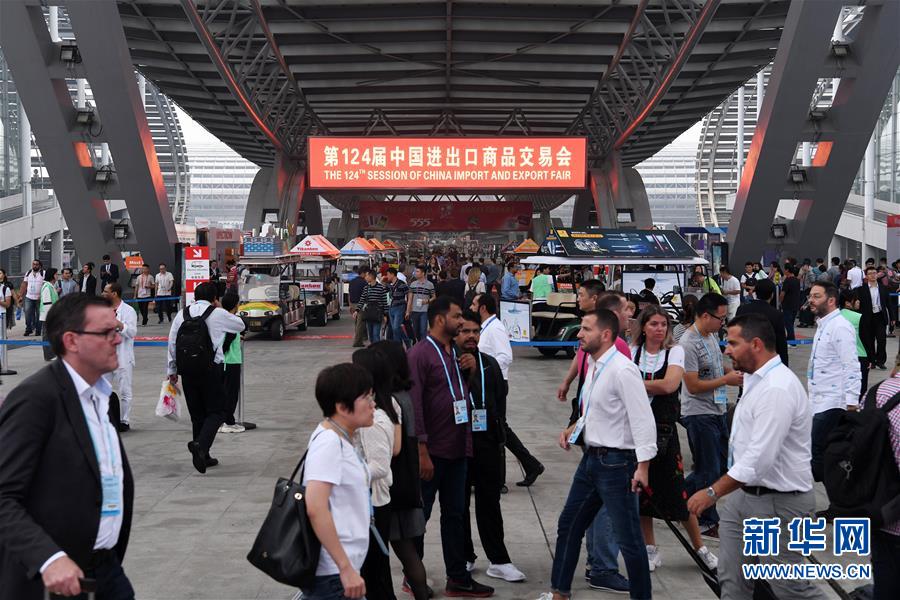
181;367;227;455
223;363;241;425
464;435;512;565
872;311;888;366
361;504;395;600
48;551;135;600
156;299;174;322
137;301;149;325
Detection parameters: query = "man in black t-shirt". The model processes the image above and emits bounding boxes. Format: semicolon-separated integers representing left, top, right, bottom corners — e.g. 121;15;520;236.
779;266;802;341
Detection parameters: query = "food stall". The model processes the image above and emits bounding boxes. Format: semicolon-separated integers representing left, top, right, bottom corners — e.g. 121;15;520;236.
516;227;707;356
289;235;343;326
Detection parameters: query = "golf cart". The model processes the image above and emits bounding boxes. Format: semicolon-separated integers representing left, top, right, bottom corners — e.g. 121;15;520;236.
289;235;343;326
237;254;308;341
518;228;707;357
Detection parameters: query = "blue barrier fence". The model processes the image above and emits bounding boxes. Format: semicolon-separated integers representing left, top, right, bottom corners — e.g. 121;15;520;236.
0;339;168;347
124;296;180;304
512;338;813;348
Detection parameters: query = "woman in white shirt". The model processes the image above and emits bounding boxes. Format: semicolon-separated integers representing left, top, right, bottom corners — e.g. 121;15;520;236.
302;363;375;600
630;305;717;573
352;348;401;600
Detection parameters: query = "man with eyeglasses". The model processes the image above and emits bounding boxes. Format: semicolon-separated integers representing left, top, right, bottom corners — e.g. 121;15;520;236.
103;282;138;432
0;293;136;599
678;292;743;539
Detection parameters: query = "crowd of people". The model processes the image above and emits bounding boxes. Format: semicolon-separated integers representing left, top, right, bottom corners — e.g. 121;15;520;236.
1;249;900;600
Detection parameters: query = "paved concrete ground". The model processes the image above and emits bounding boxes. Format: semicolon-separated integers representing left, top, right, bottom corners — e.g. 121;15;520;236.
0;314;892;599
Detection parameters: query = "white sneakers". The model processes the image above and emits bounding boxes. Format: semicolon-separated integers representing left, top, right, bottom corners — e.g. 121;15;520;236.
467;560;526;582
646;544;663;571
534;594;554;600
645;544;718;572
486;562;526;582
218;423;245;433
697;545;718;570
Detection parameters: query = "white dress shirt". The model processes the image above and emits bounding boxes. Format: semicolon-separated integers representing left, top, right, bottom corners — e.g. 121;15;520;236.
728;356;813;492
43;361;125;572
582;346;657;462
478;315;512;380
807;309;861;413
115;300;138;367
848;266;863;289
166;300;245;375
24;270;44;300
868;283;882;313
155;271;175;296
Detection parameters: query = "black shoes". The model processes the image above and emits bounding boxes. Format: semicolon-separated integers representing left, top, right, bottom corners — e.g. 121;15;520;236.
205;456;219;468
444;578;494;597
117;423;130;433
500;484;508;494
187;441;207;474
516;464;545;487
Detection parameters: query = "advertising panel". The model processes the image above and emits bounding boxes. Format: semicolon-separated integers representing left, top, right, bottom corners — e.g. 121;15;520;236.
183;246;209;304
500;300;531;342
552;229;698;259
359;201;532;232
309;137;587;189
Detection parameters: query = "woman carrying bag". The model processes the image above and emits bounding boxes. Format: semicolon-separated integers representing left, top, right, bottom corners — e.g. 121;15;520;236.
302;363;376;600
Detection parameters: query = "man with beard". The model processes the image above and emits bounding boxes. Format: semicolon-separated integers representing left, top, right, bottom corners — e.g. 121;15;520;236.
688;314;822;600
805;281;860;481
456;310;527;583
536;309;656;600
408;296;494;597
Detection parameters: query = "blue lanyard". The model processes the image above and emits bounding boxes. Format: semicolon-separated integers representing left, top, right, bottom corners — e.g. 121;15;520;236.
481;316;497;332
469;353;486;409
578;352;616;419
693;325;723;376
426;336;466;402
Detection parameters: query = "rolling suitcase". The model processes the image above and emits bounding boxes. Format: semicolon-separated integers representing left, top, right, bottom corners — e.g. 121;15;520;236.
46;577;96;600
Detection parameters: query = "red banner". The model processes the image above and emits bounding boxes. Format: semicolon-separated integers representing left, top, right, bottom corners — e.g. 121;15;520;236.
359;201;532;232
308;137;586;189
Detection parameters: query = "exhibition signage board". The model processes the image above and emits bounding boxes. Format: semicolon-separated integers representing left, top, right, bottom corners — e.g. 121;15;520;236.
359;200;533;232
308;137;587;189
183;246;209;304
548;228;699;260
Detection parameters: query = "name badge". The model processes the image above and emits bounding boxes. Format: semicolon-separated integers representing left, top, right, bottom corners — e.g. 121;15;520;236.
453;399;469;425
101;474;122;517
714;387;728;406
568;416;585;445
806;366;813;381
472;409;487;432
415;297;426;309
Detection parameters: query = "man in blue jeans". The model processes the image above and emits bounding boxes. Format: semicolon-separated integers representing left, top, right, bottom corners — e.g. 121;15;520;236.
678;293;743;537
538;309;656;600
409;296;493;597
408;265;435;344
385;268;410;348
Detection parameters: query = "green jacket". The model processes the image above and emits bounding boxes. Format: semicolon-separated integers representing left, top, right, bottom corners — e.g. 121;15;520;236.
223;332;242;365
839;308;867;358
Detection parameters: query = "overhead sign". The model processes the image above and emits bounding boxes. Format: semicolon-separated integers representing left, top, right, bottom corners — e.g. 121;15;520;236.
308;137;587;189
124;255;144;272
183;246;210;304
359;201;532;231
551;228;699;259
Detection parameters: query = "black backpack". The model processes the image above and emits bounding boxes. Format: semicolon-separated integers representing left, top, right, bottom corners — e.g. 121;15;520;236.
823;384;900;527
175;305;216;376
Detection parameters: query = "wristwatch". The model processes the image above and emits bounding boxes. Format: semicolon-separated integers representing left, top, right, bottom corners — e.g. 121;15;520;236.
706;486;718;499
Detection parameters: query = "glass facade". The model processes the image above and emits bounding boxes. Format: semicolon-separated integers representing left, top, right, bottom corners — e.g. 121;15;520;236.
636;141;701;227
186;144;259;229
851;70;899;204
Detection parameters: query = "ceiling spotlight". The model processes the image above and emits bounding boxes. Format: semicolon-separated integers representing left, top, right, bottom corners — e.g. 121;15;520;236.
75;107;94;125
809;107;828;121
95;167;115;184
789;165;807;184
771;224;787;239
831;41;850;58
60;42;81;63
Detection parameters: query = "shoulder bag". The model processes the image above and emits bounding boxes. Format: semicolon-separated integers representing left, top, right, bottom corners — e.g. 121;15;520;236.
247;447;321;587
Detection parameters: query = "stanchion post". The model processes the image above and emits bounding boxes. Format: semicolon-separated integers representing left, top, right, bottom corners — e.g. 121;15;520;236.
237;337;256;430
0;320;17;375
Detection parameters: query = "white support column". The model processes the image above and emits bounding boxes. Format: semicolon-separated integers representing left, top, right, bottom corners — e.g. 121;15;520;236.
736;86;745;186
802;142;812;166
101;143;110;166
20;240;35;273
50;230;64;268
756;70;765;119
19;101;32;217
48;6;59;42
863;132;876;263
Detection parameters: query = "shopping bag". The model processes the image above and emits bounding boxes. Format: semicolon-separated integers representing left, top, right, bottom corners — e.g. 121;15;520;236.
155;379;182;421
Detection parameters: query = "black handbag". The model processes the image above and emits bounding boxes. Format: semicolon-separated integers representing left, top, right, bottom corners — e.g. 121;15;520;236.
361;301;382;323
247;449;320;588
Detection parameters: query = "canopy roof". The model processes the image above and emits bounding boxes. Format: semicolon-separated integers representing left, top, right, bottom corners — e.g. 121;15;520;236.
289;235;341;258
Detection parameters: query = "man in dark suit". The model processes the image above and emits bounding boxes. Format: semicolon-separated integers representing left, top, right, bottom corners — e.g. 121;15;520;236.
735;277;789;366
0;293;135;599
79;262;98;296
857;265;890;369
99;254;120;289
